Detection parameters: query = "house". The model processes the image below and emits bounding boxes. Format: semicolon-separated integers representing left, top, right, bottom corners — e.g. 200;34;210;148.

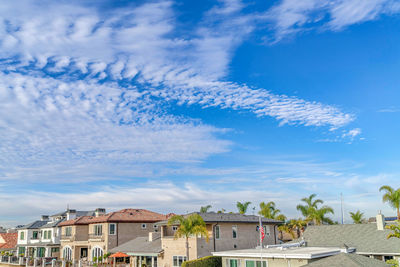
213;244;347;267
110;212;282;267
299;213;400;262
16;209;96;258
303;253;389;267
58;208;168;262
0;233;18;255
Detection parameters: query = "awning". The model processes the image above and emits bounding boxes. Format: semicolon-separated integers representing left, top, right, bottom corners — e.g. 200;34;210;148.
109;252;129;258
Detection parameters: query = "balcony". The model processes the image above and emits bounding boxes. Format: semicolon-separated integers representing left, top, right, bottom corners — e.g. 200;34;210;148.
88;234;104;241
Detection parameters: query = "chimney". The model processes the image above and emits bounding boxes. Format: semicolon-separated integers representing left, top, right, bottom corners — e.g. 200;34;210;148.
95;208;106;217
66;209;77;220
376;211;385;230
149;232;161;242
41;215;49;221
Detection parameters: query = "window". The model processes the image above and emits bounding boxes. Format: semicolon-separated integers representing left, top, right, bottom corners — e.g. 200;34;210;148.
32;231;39;240
153;224;158;229
20;232;25;240
109;223;116;235
63;246;72;260
227;259;238;267
92;247;103;261
232;226;237;239
18;247;25;256
65;227;72;237
215;225;220;239
141;223;147;229
94;224;103;236
264;226;270;237
44;230;48;239
245;260;267;267
172;256;187;267
172;226;178;231
37;247;45;257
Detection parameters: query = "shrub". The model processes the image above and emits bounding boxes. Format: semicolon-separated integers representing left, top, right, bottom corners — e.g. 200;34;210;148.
182;256;221;267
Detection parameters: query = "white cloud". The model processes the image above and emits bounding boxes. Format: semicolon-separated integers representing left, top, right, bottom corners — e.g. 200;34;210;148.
266;0;400;41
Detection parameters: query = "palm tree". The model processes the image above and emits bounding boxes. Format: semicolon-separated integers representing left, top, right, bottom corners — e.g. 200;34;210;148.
236;201;251;214
380;185;400;220
168;214;209;261
277;223;295;240
200;205;212;213
288;219;307;237
312;206;334;225
296;194;334;225
259;201;280;219
349;210;365;224
217;208;226;214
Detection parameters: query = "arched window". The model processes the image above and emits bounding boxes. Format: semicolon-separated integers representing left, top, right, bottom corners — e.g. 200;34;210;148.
91;246;103;261
63;246;72;261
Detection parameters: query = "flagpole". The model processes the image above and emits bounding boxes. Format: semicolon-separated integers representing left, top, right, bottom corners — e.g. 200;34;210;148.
259;215;263;264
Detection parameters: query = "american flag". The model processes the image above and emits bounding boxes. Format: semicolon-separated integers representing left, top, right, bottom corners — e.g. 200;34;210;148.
260;225;265;242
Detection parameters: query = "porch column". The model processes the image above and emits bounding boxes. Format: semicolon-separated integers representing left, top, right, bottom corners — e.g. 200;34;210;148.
139;256;142;267
151;257;154;267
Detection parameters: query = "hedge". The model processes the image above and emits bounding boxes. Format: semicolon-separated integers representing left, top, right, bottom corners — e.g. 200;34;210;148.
182;256;222;267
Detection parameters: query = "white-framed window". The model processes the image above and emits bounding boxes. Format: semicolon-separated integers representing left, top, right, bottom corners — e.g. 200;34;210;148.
215;225;220;239
94;224;103;236
20;231;25;240
32;231;39;240
245;260;267;267
63;246;72;261
264;226;270;237
232;225;237;239
65;227;72;237
109;223;116;235
141;223;147;229
172;226;178;231
92;246;103;261
172;256;187;267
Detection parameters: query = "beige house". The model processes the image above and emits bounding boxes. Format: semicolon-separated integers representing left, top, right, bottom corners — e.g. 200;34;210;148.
59;209;168;261
110;212;282;267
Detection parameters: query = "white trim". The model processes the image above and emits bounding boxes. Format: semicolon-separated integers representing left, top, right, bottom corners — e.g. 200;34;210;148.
63;245;73;260
109;223;116;235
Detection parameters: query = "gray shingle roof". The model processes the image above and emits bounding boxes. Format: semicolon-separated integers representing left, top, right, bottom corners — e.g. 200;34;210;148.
304;253;390;267
109;237;162;255
302;223;400;255
39;218;66;228
19;220;49;229
158;212;282;225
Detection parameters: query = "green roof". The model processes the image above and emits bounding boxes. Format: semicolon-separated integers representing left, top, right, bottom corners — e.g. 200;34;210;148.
304;253;390;267
302;224;400;255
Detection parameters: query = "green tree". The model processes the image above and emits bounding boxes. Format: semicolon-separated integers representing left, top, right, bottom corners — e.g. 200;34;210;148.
277;223;295;240
380;185;400;220
200;205;212;213
217;208;226;214
168;214;209;261
349;210;365;224
386;222;400;239
259;201;283;219
296;194;334;225
288;218;307;237
236;201;251;214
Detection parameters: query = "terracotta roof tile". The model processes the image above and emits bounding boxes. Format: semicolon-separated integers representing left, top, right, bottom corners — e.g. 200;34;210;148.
59;209;167;226
0;233;17;250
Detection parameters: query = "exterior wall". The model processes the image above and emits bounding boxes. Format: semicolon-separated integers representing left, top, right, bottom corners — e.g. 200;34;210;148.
60;225;89;260
221;257;311;267
160;222;279;267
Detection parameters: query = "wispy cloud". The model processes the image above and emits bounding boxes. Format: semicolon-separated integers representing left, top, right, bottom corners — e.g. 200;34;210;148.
266;0;400;41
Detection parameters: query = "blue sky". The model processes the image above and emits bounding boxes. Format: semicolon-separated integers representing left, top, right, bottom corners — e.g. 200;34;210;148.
1;0;400;226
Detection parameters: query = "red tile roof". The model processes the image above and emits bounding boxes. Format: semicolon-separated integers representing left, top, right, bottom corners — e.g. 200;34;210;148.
0;233;17;250
59;209;167;226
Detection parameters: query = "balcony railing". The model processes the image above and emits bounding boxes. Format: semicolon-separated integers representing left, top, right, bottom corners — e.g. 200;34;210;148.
88;234;104;241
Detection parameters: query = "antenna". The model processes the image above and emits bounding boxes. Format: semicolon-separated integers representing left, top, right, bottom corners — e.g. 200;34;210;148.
340;193;344;224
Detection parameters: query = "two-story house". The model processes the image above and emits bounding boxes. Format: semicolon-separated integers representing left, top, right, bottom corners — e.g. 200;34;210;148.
109;212;283;267
16;209;96;259
59;208;168;261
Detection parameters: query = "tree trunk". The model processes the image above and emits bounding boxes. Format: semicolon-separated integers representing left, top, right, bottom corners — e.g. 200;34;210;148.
185;237;189;262
397;207;400;221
